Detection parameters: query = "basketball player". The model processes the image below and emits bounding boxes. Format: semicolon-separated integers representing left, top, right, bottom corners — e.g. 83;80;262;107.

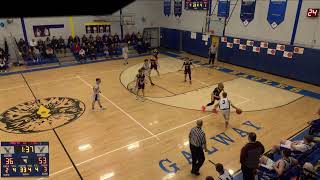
92;78;105;111
181;57;195;84
213;92;240;129
202;83;224;112
153;48;159;59
135;68;146;101
143;59;154;86
150;55;160;77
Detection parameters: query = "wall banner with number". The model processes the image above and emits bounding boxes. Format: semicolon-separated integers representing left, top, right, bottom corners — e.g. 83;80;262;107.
240;0;256;26
218;0;230;18
267;0;288;29
174;0;182;17
164;0;171;16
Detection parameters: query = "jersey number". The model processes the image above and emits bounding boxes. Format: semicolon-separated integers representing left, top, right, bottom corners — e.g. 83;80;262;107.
222;100;225;104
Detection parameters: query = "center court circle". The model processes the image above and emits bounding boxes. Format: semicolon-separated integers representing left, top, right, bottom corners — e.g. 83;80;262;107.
0;97;85;134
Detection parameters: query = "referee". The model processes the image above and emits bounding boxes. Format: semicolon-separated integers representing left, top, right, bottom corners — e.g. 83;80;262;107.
189;120;208;176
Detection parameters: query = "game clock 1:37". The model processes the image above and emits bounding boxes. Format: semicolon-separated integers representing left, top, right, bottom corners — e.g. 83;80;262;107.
1;142;49;177
185;0;209;10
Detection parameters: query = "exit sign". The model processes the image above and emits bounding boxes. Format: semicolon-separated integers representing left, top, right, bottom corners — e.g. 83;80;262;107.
307;8;319;17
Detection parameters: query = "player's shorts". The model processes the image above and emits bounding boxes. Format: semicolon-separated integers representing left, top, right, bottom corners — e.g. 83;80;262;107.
221;109;230;121
138;83;145;90
123;53;128;59
144;69;150;76
93;94;100;101
150;64;157;70
184;69;191;75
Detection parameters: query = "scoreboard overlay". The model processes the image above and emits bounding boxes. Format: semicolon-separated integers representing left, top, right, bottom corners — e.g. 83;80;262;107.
1;142;49;177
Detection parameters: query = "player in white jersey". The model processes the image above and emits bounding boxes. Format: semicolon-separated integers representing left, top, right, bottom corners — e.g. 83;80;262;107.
213;92;240;129
122;43;129;65
215;163;233;180
92;78;105;111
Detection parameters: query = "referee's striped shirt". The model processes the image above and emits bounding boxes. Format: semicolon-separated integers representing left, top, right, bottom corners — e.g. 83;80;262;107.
189;127;206;147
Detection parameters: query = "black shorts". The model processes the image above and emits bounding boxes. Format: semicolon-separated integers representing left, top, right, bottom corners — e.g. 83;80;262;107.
150;64;157;70
94;94;99;101
184;69;191;75
138;84;145;89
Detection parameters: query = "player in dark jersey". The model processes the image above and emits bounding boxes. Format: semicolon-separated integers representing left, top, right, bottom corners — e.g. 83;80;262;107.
153;48;159;59
202;83;224;112
135;68;146;101
181;57;195;84
150;56;160;77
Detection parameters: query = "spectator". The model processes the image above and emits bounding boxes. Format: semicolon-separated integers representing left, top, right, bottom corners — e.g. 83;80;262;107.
240;132;265;180
89;34;94;43
189;120;208;176
206;176;214;180
58;36;66;56
0;57;7;73
88;45;97;60
51;36;59;52
33;48;41;63
131;32;137;44
29;39;38;51
114;33;120;47
73;43;81;54
79;47;86;63
300;162;319;180
271;135;315;154
124;33;131;44
45;37;51;47
82;35;88;44
17;38;26;50
259;149;298;177
45;47;54;58
74;35;80;44
67;35;74;48
215;163;233;180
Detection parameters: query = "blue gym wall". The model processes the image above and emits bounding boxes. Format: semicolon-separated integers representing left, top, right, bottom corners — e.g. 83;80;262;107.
160;27;210;57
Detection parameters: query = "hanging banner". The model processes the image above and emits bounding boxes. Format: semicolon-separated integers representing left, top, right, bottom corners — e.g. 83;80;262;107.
267;0;288;29
164;0;171;16
174;0;183;17
240;0;257;26
218;0;230;17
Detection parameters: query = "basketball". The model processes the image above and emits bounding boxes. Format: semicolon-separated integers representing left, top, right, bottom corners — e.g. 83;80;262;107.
236;108;242;114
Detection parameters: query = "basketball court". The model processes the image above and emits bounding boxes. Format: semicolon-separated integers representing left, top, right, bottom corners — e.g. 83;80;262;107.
1;53;319;180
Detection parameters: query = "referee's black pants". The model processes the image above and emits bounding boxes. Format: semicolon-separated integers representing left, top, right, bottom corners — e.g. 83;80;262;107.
241;164;255;180
190;144;205;173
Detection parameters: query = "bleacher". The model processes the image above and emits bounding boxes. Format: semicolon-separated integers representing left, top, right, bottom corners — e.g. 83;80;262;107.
256;119;320;180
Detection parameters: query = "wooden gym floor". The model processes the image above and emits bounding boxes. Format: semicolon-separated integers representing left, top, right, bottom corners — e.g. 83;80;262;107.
0;53;319;180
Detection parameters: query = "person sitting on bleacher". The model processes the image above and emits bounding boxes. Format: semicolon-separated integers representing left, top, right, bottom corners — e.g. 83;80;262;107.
88;44;97;60
299;162;319;180
45;46;54;58
259;149;298;177
89;34;94;43
0;57;7;73
67;36;74;48
45;37;51;47
79;47;86;63
74;35;81;44
82;35;88;44
51;36;59;53
271;135;315;154
215;163;233;180
58;36;66;56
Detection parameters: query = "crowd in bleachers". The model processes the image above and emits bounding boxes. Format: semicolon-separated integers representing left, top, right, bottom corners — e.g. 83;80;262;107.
15;31;149;66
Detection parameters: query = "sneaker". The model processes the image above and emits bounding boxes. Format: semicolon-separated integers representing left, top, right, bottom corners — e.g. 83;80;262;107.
151;83;155;86
201;106;206;112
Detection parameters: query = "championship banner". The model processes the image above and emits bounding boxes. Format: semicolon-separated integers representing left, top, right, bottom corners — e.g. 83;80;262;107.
267;0;288;29
294;47;304;54
33;24;64;37
260;42;269;48
283;51;293;59
233;38;240;44
227;42;233;48
239;44;247;50
164;0;171;16
221;37;227;42
174;0;182;17
253;46;260;53
218;0;230;17
240;0;257;26
246;40;254;46
267;48;276;55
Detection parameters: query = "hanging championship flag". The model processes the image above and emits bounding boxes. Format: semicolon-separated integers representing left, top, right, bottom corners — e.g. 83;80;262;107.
294;47;304;54
218;0;231;17
163;0;171;16
283;51;293;59
267;0;288;29
233;38;240;44
240;0;257;26
276;44;285;51
239;44;247;50
227;42;233;48
246;40;254;46
174;0;182;17
253;46;260;53
221;37;227;42
267;48;276;55
260;42;268;48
